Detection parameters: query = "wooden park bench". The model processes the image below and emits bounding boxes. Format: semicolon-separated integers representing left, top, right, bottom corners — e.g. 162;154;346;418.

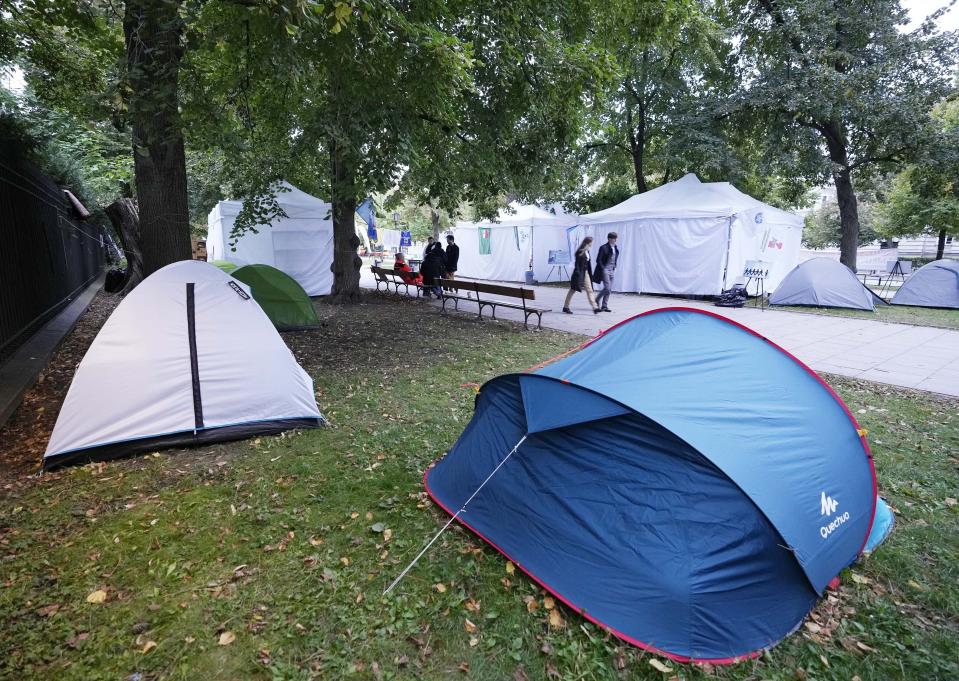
370;266;425;297
437;278;550;329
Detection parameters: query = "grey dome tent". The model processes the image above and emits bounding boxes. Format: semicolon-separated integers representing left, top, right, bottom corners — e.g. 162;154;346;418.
44;260;324;469
890;259;959;309
770;258;886;311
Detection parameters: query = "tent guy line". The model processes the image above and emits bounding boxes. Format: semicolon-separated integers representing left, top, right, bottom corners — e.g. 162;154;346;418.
383;434;528;596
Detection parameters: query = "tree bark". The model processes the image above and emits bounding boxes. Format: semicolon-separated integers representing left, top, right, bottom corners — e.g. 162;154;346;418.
834;167;861;272
624;94;648;194
936;227;947;260
123;0;191;277
105;198;144;295
329;138;362;302
430;208;441;240
819;120;860;271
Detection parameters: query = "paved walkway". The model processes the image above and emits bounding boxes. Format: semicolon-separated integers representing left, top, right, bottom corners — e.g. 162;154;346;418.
360;270;959;397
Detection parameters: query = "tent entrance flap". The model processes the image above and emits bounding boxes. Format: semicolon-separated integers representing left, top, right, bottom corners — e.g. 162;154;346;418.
519;375;631;434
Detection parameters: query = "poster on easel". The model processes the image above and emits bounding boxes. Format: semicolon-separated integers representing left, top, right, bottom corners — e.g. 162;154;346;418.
548;249;571;265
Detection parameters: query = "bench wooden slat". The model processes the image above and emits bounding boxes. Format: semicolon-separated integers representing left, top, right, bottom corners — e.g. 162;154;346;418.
437;279;535;300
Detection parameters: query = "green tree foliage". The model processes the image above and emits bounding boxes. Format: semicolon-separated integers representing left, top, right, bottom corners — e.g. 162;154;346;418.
877;98;959;259
185;0;613;300
732;0;959;270
580;1;730;195
803;192;882;249
0;86;127;212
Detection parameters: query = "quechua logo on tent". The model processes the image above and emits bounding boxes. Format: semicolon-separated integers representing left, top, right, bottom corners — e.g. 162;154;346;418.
819;491;849;539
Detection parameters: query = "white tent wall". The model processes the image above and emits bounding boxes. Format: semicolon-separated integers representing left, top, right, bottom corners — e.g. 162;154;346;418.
453;203;578;283
531;225;575;282
725;211;804;294
452;225;533;282
377;228;402;252
578;174;803;296
583;218;729;295
206;183;334;296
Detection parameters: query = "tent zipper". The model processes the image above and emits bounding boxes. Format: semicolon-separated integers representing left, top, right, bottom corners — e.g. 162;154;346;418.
186;283;204;433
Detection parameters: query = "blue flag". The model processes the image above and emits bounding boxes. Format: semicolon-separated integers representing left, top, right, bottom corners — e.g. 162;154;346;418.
356;197;377;241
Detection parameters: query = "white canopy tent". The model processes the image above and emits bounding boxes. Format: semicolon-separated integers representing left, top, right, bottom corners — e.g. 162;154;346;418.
206;182;333;296
452;203;578;282
577;174;803;295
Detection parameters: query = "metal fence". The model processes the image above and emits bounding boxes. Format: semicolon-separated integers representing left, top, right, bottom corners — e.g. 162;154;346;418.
0;157;105;362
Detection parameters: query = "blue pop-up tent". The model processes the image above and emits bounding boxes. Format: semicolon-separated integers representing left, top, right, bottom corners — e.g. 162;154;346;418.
426;308;878;663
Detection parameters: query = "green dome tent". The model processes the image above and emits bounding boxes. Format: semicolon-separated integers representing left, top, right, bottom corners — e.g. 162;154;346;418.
231;264;320;330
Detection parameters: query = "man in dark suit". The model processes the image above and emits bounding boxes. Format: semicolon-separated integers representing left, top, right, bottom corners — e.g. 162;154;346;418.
444;234;460;280
593;232;619;312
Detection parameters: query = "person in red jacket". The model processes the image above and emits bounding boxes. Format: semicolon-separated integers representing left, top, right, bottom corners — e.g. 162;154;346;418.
393;253;422;285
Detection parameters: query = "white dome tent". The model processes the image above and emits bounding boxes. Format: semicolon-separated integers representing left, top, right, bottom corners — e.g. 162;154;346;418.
577;174;803;296
44;261;324;469
452;203;578;282
206;182;334;296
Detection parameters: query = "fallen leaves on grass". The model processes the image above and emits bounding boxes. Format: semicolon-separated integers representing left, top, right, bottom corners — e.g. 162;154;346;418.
464;618;477;634
218;631;236;646
85;589;108;604
547;610;564;629
648;658;672;673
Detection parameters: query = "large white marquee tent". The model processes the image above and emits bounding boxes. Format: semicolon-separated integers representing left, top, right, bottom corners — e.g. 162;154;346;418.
206;182;333;296
452;203;578;282
577;174;803;295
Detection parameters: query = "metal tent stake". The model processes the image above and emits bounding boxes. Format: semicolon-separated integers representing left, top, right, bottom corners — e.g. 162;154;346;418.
383;434;528;596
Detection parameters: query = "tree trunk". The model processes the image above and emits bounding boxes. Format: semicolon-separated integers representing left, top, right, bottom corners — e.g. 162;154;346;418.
819;120;860;272
834;167;860;272
624;96;648;194
329;138;362;302
936;227;947;260
123;0;191;277
105;198;144;295
430;208;441;240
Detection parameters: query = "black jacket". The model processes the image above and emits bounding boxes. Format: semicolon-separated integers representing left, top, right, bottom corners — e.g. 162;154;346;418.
593;242;619;281
569;250;592;292
444;243;460;271
421;248;446;284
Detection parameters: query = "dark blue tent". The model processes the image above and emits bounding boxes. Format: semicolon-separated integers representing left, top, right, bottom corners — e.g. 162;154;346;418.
426;308;877;663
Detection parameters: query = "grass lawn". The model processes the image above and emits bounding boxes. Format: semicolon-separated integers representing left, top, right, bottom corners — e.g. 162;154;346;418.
0;292;957;681
749;298;959;330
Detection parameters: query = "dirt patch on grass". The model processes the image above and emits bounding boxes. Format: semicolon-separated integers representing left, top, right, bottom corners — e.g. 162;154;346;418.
0;292;120;483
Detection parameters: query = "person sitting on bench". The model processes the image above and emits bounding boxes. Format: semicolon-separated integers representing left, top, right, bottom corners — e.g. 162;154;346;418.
393;253;422;285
